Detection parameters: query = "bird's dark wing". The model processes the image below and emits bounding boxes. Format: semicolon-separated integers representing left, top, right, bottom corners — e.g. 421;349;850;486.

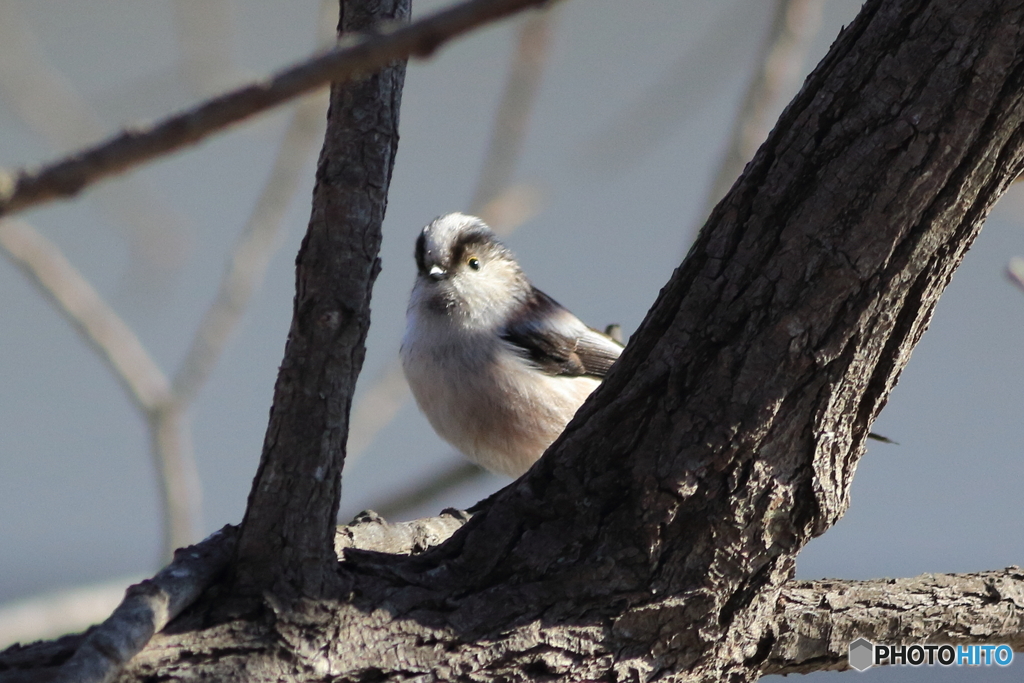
500;287;623;378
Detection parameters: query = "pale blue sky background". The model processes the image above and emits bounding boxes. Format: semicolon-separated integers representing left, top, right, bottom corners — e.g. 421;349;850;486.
1;2;1022;680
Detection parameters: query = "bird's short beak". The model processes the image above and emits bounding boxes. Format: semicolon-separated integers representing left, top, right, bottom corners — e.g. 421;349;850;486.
428;265;446;281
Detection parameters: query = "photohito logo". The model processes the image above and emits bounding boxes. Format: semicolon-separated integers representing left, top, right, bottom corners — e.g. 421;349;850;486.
848;638;1013;671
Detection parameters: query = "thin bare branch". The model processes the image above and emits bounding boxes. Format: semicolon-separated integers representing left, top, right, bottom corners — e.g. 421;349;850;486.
0;0;193;278
0;220;171;410
468;7;557;215
1008;255;1024;292
701;0;823;218
51;526;238;683
0;219;202;556
0;0;551;220
172;92;329;405
148;407;204;558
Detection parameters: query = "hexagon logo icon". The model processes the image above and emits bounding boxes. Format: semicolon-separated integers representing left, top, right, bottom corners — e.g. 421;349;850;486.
849;638;874;672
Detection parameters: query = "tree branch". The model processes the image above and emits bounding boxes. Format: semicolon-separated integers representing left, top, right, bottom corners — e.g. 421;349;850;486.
172;93;329;405
49;527;237;683
7;511;1023;680
468;6;557;214
0;0;551;220
701;0;823;218
768;568;1024;674
0;219;171;410
231;0;411;601
0;218;202;555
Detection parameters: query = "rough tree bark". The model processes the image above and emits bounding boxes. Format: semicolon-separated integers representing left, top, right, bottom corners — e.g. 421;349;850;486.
4;0;1024;681
232;0;409;602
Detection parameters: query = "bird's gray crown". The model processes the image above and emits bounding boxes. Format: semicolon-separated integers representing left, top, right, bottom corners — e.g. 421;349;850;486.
415;212;510;278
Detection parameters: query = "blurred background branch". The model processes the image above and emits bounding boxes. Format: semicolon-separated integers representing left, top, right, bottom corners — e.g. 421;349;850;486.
1008;256;1024;292
571;0;754;178
0;218;202;554
0;0;194;293
700;0;823;222
0;0;551;219
0;0;333;648
467;8;555;217
172;0;336;404
172;93;329;405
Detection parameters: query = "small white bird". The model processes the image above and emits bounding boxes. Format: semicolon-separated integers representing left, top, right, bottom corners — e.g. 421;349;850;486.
401;213;624;478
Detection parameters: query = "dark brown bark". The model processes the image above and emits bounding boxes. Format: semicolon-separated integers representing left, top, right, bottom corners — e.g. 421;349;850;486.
141;0;1024;679
232;0;410;601
6;0;1024;681
6;516;1024;681
323;2;1024;680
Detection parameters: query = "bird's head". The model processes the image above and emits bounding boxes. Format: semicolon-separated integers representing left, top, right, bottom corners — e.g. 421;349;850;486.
412;212;529;329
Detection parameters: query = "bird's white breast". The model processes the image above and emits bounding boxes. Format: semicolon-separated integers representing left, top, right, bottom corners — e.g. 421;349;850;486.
401;306;599;477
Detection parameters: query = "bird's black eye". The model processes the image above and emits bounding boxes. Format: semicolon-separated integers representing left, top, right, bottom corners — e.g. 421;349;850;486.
467;257;481;270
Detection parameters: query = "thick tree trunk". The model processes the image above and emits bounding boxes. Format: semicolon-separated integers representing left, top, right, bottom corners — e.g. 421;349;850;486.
5;0;1024;681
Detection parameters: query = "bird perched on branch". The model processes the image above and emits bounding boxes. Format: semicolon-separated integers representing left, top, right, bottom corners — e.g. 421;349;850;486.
401;213;624;478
